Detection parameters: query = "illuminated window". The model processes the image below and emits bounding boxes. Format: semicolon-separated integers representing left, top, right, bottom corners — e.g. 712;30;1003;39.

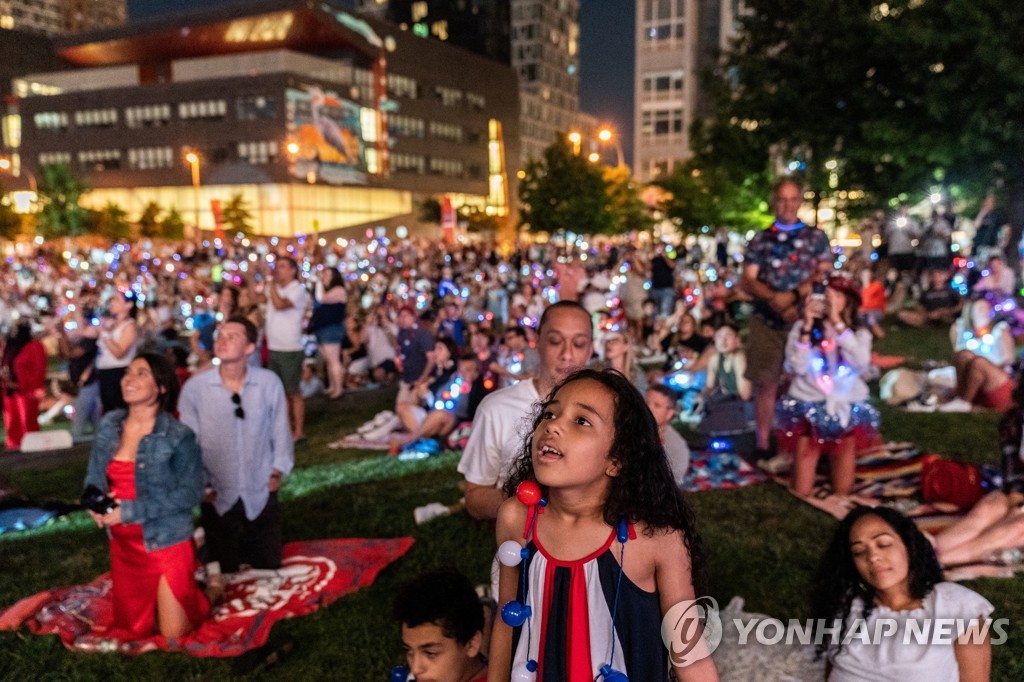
360;108;378;143
128;146;174;170
237;140;279;165
235;96;276;121
33;112;68;131
125;105;171;128
78;149;121;171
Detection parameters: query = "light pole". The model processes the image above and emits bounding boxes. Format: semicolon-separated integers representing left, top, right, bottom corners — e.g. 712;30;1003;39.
597;128;625;168
0;157;37;192
185;151;201;244
567;131;582;156
286;142;299;235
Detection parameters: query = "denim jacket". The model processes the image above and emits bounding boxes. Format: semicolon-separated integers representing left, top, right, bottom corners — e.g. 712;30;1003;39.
84;410;203;551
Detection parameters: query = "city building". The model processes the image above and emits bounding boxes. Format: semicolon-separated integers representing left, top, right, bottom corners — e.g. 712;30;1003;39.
0;0;125;35
633;0;744;182
351;0;584;168
6;0;520;239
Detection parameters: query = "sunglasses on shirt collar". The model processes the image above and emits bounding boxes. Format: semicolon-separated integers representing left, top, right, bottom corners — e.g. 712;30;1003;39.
231;392;245;419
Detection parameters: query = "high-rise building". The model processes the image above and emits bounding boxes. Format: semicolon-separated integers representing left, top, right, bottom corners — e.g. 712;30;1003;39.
0;0;125;35
352;0;583;167
633;0;744;182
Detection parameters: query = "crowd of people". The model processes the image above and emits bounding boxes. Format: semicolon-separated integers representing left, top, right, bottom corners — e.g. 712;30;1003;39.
0;178;1020;678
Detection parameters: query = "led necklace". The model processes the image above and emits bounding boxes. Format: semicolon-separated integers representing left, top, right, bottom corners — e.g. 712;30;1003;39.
496;481;630;682
433;376;465;411
771;221;806;232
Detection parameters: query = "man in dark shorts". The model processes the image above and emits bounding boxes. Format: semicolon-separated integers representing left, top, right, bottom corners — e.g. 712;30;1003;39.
740;179;834;458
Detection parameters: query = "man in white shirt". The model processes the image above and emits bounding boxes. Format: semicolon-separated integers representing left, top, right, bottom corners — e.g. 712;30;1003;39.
265;256;310;441
458;301;594;520
646;384;691;485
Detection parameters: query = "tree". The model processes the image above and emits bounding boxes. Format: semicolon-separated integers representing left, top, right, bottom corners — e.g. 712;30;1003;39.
705;0;1024;233
602;164;654;234
94;202;131;241
654;159;772;235
519;138;615;235
418;198;441;224
0;181;21;241
138;201;163;239
160;208;185;241
222;193;254;235
35;163;90;239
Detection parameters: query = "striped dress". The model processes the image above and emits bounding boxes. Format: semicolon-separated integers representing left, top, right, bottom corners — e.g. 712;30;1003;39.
510;524;668;681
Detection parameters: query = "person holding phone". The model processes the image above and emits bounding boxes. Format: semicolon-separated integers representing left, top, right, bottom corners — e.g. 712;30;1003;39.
82;353;208;639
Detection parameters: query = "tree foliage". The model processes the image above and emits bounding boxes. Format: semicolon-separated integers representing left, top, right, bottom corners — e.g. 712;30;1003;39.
704;0;1024;225
94;202;131;241
654;159;772;235
138;201;163;239
602;164;654;234
222;193;254;235
519;138;615;235
161;208;185;241
35;163;90;239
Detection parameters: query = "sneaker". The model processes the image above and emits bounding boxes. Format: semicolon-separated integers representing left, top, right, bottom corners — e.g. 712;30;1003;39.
362;414;402;441
414;502;451;525
937;397;973;413
358;410;395;434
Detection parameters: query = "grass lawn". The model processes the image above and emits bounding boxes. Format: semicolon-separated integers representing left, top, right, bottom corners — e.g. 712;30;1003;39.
1;321;1022;680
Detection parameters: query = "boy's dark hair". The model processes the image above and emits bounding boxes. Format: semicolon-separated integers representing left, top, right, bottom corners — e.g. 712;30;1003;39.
136;352;181;413
224;315;259;344
503;326;528;341
504;368;706;594
537;300;592;335
458;352;480;366
646;383;679;402
393;568;484;645
810;505;943;658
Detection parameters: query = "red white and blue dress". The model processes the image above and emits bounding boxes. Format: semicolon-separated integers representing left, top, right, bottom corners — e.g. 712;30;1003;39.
510;523;668;681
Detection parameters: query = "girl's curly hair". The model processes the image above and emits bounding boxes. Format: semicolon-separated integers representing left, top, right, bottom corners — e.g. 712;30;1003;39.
503;368;707;594
810;506;943;659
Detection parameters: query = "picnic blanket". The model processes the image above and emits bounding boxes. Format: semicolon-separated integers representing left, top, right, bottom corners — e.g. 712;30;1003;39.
683;452;768;492
0;537;413;656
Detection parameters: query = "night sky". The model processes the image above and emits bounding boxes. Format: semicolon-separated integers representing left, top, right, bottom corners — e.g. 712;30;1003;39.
127;0;634;165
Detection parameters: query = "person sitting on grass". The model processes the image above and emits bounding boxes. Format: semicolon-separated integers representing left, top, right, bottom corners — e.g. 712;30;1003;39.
703;324;751;402
394;567;488;682
390;337;458;443
390;352;480;452
896;268;963;329
941;297;1016;413
777;274;879;498
812;506;993;681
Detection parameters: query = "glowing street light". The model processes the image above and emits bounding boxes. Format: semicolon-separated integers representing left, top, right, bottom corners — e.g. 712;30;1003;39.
185;150;201;243
596;127;625;167
0;158;9;171
588;152;600;163
568;131;582;155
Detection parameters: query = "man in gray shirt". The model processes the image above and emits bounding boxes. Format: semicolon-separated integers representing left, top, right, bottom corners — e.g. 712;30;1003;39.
179;316;293;593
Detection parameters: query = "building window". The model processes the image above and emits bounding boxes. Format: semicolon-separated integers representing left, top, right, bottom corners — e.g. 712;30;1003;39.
428;157;464;177
428;121;463;142
128;146;174;170
238;140;279;165
78;149;121;171
467;93;486;111
235;96;276;121
74;108;118;128
392;153;425;174
179;99;228;121
125;104;171;128
388;74;419;99
33;111;68;130
388;115;425;138
39;151;71;166
640;108;685;138
435;86;463;107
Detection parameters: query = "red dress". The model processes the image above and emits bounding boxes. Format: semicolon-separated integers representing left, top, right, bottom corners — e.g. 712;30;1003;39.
2;340;46;449
106;459;209;638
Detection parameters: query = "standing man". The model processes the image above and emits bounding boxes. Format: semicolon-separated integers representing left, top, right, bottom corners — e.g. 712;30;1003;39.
741;179;833;459
179;316;293;595
458;301;593;521
265;256;309;442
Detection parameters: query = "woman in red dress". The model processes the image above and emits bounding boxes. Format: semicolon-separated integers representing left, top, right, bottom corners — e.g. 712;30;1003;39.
1;320;47;450
83;353;209;640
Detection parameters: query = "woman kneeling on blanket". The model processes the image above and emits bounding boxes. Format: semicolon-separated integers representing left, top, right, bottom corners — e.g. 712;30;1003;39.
777;273;880;497
83;353;208;639
813;506;993;681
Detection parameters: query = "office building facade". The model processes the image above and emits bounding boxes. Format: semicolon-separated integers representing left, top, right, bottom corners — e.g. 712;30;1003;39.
0;0;125;35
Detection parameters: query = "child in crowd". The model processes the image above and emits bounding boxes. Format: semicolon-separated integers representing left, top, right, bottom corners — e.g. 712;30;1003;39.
813;506;993;681
491;369;716;681
857;263;887;337
703;324;750;401
777;273;879;497
394;568;488;682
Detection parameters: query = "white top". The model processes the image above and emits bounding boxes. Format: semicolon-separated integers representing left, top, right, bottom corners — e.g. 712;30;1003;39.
784;323;872;424
365;322;397;367
95;319;138;370
951;319;1013;368
828;582;994;682
457;378;540;487
663;426;691;485
264;280;309;352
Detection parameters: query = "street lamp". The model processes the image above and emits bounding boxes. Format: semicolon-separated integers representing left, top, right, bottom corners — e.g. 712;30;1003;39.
597;127;625;168
567;131;582;156
285;142;299;234
0;156;37;193
588;152;600;163
185;151;201;243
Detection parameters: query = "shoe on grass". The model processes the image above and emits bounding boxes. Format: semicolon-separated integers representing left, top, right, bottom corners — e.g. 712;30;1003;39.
937;397;973;413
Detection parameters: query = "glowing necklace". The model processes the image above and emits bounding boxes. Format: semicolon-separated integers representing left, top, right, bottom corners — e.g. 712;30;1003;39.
497;481;630;682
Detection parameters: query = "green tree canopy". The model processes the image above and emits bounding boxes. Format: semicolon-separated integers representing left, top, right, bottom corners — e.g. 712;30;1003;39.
519;138;615;235
160;208;185;241
222;193;254;235
602;165;654;235
138;201;163;239
94;202;131;241
35;163;90;239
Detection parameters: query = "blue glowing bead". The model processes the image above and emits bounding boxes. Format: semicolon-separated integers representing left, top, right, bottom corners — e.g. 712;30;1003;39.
501;600;532;627
527;660;538;672
538;498;547;507
598;663;629;681
616;519;629;544
520;547;531;560
390;665;410;681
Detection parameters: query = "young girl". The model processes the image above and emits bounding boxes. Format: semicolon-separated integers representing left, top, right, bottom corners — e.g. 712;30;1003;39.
777;273;879;497
490;369;717;681
813;506;993;681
